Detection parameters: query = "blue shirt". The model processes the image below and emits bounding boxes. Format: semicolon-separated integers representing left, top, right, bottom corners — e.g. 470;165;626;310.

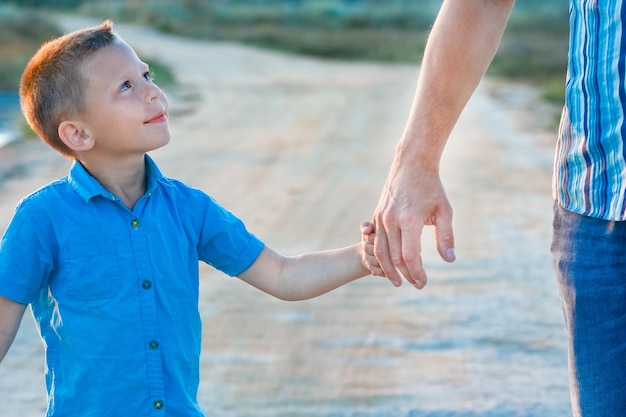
555;0;626;220
0;155;264;416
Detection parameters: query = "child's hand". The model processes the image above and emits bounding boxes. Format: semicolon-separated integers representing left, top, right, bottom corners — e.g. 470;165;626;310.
360;221;385;277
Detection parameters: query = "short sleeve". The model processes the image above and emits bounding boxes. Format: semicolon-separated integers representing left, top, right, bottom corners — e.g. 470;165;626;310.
197;196;264;277
0;199;55;304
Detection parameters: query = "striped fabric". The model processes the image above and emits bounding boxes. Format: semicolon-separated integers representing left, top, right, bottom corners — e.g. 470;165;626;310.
554;0;626;220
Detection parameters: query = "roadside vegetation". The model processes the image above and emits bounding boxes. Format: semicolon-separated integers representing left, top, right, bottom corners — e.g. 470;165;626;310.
0;4;62;91
0;0;568;104
77;0;569;104
0;2;174;92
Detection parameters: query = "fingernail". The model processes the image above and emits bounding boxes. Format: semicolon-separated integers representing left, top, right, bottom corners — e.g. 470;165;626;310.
446;248;456;261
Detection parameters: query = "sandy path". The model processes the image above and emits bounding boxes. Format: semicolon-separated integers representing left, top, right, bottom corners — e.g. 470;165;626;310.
0;16;570;416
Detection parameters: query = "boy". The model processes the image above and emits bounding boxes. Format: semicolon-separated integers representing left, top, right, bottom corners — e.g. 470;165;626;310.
0;21;381;416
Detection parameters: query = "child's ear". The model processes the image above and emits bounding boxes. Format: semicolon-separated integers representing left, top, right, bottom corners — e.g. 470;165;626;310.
58;120;95;152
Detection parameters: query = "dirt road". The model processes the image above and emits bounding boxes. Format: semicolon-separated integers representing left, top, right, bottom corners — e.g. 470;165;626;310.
0;16;570;416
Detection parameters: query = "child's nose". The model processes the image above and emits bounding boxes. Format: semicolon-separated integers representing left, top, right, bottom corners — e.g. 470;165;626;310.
146;83;161;103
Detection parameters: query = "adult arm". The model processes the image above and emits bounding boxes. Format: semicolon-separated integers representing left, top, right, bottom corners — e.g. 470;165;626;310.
374;0;516;289
0;295;27;363
238;243;371;301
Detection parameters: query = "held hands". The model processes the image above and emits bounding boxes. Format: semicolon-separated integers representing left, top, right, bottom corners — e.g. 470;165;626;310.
370;162;456;289
360;221;385;277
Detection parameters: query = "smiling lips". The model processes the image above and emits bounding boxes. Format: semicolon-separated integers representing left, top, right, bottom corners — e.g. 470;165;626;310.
144;112;167;124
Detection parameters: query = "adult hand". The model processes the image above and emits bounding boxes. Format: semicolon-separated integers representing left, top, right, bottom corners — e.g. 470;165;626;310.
372;160;455;289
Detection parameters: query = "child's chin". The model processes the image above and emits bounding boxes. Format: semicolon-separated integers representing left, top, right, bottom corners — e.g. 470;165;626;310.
153;133;171;149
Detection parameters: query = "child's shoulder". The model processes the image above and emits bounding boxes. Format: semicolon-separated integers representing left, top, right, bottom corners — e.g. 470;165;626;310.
17;176;71;208
156;176;228;212
8;177;72;232
157;175;210;200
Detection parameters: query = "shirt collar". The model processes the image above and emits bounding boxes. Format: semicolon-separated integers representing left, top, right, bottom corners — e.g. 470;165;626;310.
68;154;164;203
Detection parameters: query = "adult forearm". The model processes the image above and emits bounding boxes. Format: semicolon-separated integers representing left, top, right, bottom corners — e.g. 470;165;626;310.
371;0;515;287
398;0;515;170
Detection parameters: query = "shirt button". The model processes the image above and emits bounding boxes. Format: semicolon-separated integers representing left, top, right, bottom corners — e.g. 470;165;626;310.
149;340;159;350
153;399;163;409
131;218;140;229
142;280;152;290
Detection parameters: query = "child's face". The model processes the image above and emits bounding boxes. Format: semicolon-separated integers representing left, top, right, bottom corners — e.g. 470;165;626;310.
79;39;170;157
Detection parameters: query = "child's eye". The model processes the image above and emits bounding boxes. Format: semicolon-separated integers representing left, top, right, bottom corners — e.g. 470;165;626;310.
143;71;154;82
120;81;132;92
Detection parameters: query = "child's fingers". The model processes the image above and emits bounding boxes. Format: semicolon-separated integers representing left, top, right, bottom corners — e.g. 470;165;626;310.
368;264;386;277
361;220;385;277
365;253;385;276
361;222;376;247
360;221;375;235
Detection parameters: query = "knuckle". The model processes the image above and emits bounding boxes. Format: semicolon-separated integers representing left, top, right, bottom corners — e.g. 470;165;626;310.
397;210;418;226
390;252;403;265
380;210;399;227
373;244;386;259
438;232;455;245
402;247;419;263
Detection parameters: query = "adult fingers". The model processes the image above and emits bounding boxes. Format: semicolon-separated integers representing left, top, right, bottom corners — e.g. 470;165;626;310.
435;206;456;263
365;253;386;277
372;223;403;287
381;207;426;289
397;221;427;289
376;214;424;289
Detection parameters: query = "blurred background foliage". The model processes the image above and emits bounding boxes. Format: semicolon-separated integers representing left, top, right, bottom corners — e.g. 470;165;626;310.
0;0;568;103
0;3;62;90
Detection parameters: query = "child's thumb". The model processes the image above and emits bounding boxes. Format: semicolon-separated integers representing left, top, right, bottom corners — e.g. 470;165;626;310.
360;221;375;234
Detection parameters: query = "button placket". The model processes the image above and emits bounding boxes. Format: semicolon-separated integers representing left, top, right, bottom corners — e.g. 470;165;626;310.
127;213;164;406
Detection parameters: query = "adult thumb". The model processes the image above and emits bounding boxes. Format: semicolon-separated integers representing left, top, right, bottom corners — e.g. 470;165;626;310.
435;216;456;263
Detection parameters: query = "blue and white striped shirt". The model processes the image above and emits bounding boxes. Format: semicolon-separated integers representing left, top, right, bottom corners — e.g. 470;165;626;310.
555;0;626;220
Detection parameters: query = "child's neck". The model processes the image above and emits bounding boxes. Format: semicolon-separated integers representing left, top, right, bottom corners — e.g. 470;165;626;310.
79;155;147;210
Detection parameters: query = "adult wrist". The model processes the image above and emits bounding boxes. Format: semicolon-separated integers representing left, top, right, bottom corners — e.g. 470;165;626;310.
394;136;442;173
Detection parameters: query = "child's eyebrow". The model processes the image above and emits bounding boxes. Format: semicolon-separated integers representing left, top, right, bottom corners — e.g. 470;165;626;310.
111;62;150;82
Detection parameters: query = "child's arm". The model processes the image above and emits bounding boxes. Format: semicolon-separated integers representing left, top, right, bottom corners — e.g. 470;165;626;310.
0;295;27;363
238;222;387;301
238;244;368;301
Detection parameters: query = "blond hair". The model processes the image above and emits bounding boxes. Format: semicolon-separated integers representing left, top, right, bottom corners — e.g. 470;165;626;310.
20;20;117;157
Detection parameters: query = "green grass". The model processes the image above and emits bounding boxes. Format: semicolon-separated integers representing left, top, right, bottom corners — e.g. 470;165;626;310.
490;13;569;104
144;57;175;87
206;25;428;62
541;77;567;104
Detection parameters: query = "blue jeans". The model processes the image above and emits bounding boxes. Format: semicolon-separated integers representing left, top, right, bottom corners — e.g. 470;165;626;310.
551;204;626;416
